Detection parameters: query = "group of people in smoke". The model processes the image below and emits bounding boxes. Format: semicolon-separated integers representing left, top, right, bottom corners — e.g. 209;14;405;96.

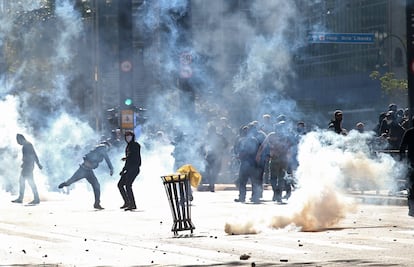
10;101;414;217
165;103;413;214
329;103;410;151
11;130;142;211
232;115;304;204
228;104;414;215
328;103;414;217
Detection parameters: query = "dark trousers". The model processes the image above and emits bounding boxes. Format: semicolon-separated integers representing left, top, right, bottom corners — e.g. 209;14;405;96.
118;168;139;208
66;165;101;206
238;161;261;202
269;159;288;202
408;164;414;215
205;156;222;191
17;165;39;201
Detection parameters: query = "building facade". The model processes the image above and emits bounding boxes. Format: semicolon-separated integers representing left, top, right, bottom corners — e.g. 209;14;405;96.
292;0;406;125
89;0;407;130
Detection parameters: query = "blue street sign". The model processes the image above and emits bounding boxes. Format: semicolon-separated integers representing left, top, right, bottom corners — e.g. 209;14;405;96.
308;33;375;44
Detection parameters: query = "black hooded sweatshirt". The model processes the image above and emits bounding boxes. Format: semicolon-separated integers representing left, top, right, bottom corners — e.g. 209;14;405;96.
122;132;141;173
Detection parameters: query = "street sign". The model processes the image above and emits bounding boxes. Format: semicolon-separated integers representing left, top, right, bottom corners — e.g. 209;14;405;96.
180;52;192;65
121;109;134;129
308;33;375;44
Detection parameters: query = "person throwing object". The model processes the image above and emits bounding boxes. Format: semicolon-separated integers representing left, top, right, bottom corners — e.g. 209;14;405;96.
58;141;114;210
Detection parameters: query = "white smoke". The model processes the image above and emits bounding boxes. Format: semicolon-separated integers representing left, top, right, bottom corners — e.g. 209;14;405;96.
0;1;101;202
225;130;406;234
0;0;402;223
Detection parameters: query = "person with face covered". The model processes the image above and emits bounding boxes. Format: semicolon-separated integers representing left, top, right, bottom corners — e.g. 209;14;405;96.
118;130;141;211
58;141;114;210
12;134;43;205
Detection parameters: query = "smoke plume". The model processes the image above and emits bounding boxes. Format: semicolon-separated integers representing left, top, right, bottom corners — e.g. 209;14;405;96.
225;130;405;234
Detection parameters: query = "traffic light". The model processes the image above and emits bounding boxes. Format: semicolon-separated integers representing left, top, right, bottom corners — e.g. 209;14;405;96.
124;98;133;106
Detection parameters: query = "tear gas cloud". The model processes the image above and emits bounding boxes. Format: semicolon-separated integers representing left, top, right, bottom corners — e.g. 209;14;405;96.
0;1;105;201
0;0;407;228
140;0;308;172
225;130;407;234
0;0;201;206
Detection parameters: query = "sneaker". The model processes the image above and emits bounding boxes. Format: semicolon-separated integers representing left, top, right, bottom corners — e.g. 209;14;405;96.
28;199;40;205
124;206;136;211
11;199;22;203
94;204;104;210
58;182;68;189
234;198;245;203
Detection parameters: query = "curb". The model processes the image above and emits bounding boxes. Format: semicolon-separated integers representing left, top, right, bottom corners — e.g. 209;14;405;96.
350;193;407;206
199;184;408;206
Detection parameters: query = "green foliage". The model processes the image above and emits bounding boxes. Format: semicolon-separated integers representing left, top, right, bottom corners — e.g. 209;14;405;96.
370;71;408;95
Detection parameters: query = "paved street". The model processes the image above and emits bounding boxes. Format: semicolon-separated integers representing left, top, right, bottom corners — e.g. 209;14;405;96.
0;185;413;267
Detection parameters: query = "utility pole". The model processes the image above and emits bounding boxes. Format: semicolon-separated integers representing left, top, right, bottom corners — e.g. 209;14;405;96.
118;0;135;132
92;0;101;131
118;0;133;108
406;0;414;124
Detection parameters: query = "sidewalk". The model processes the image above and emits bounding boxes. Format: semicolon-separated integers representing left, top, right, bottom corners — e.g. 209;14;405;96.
200;184;408;206
347;190;408;206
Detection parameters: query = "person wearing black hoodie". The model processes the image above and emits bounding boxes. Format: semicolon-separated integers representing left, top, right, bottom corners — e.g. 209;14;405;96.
118;130;141;211
12;134;43;205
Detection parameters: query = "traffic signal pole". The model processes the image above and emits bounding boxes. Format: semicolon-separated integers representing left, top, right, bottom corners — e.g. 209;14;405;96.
118;0;133;109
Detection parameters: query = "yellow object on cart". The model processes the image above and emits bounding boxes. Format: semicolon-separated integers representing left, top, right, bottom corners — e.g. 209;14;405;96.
176;164;202;188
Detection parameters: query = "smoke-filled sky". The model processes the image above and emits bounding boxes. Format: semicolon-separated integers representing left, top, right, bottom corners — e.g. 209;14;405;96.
0;0;408;233
142;0;308;131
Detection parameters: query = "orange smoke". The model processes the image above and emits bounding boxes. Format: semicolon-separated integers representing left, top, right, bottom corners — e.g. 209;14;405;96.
224;221;259;235
270;186;356;232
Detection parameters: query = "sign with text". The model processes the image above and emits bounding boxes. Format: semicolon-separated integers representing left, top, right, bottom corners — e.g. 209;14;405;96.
308;33;375;44
121;109;134;129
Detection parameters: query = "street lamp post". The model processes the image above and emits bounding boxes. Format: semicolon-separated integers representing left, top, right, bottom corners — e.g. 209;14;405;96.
375;31;407;69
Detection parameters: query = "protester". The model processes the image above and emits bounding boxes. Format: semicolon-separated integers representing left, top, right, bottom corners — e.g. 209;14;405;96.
399;119;414;217
118;130;141;211
58;141;114;210
328;110;347;135
256;130;292;203
234;125;261;203
12;134;43;205
202;125;228;192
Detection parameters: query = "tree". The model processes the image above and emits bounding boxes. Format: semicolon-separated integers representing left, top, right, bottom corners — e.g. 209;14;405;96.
370;71;407;95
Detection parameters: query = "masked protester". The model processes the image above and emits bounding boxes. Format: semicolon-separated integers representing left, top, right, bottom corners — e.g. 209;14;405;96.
118;130;141;211
12;134;43;205
58;141;114;210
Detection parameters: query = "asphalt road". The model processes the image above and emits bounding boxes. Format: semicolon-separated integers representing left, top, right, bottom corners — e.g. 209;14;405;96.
0;187;413;267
